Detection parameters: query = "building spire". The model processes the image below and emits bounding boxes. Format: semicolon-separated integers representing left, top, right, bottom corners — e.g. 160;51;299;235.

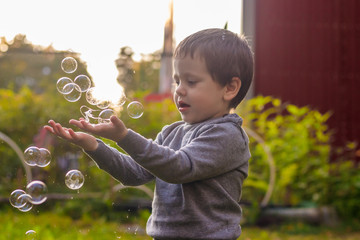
159;0;174;94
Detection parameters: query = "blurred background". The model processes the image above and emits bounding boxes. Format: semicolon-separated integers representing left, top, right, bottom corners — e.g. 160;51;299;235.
0;0;359;239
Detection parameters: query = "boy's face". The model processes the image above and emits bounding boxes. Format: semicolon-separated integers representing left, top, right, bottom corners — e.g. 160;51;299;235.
173;52;230;124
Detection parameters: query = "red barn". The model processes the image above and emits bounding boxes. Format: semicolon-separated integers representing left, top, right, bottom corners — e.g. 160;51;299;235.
243;0;360;157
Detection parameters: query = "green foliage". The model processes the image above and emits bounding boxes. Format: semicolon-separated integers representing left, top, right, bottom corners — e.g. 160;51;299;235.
238;95;360;222
320;143;360;220
238;95;332;206
0;208;152;240
0;209;359;239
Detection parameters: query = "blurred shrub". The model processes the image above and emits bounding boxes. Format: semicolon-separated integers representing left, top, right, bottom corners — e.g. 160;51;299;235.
320;143;360;221
238;95;332;206
238;95;360;223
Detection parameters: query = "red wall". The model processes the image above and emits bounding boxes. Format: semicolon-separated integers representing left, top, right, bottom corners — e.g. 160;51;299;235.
254;0;360;151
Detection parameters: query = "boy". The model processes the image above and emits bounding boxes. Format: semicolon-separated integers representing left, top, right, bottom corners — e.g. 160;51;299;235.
45;28;254;240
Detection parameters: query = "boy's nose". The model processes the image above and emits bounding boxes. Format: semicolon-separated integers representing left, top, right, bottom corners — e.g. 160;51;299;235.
175;84;186;96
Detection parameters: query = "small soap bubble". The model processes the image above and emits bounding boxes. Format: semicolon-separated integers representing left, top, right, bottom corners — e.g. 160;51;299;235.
98;109;115;123
63;83;82;102
65;169;85;190
9;189;26;208
74;74;91;92
26;180;48;205
127;101;144;119
37;148;51;167
61;57;77;73
56;77;73;94
25;230;37;240
24;146;41;166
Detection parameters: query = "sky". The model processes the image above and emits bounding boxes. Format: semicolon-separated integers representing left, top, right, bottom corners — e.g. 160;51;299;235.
0;0;242;91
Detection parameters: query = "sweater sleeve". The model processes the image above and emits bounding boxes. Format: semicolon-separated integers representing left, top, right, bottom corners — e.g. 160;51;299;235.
117;123;250;184
85;139;155;186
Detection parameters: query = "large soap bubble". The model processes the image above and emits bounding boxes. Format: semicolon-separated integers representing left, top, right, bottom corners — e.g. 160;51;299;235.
127;101;144;119
63;83;82;102
98;109;115;123
26;180;48;205
17;194;33;212
65;169;85;190
37;148;51;167
61;57;78;73
74;74;91;92
24;147;41;166
56;77;73;94
9;189;27;208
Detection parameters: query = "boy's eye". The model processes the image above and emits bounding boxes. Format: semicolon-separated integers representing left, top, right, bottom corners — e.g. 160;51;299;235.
187;80;197;86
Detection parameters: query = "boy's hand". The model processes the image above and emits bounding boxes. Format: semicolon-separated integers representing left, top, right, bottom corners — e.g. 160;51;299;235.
69;115;128;143
44;120;99;151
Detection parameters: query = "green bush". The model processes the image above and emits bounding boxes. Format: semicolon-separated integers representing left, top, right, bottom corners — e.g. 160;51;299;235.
238;95;332;206
238;95;360;222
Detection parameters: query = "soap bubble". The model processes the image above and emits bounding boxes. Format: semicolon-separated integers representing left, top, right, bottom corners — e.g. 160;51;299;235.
17;195;33;212
9;189;27;208
80;105;100;122
74;75;91;92
65;169;85;190
98;109;115;123
127;101;144;119
24;147;41;166
56;77;73;94
37;148;51;167
61;57;77;73
63;83;82;102
26;180;47;205
17;193;33;209
97;99;111;109
25;230;37;240
85;87;100;105
115;90;127;107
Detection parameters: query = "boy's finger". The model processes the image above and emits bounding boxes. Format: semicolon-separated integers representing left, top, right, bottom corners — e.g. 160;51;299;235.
68;129;79;140
43;126;55;134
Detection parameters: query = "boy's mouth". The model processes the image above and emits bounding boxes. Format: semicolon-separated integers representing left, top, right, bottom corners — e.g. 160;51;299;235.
178;101;190;111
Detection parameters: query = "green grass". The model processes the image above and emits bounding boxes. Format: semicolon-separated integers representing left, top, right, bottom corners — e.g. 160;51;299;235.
1;209;360;240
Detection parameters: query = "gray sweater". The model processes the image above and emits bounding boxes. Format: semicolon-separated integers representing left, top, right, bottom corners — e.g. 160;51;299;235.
86;113;250;240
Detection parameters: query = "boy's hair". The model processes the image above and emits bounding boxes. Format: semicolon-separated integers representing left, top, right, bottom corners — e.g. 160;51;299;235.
174;28;254;109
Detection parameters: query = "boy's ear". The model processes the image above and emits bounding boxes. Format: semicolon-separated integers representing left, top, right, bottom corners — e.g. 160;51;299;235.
224;77;241;101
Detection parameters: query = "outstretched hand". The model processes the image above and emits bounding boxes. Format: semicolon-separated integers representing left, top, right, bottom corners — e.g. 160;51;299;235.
44;116;128;151
69;115;128;143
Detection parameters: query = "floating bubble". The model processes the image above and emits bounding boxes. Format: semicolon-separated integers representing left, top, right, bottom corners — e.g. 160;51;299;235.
115;90;127;107
17;193;33;209
85;87;100;105
26;180;47;205
18;198;33;212
63;83;82;102
37;148;51;167
9;189;26;208
25;230;37;240
61;57;77;73
127;101;144;119
65;169;85;190
98;109;115;123
80;105;100;122
74;75;91;92
24;147;41;166
97;99;111;109
56;77;73;94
